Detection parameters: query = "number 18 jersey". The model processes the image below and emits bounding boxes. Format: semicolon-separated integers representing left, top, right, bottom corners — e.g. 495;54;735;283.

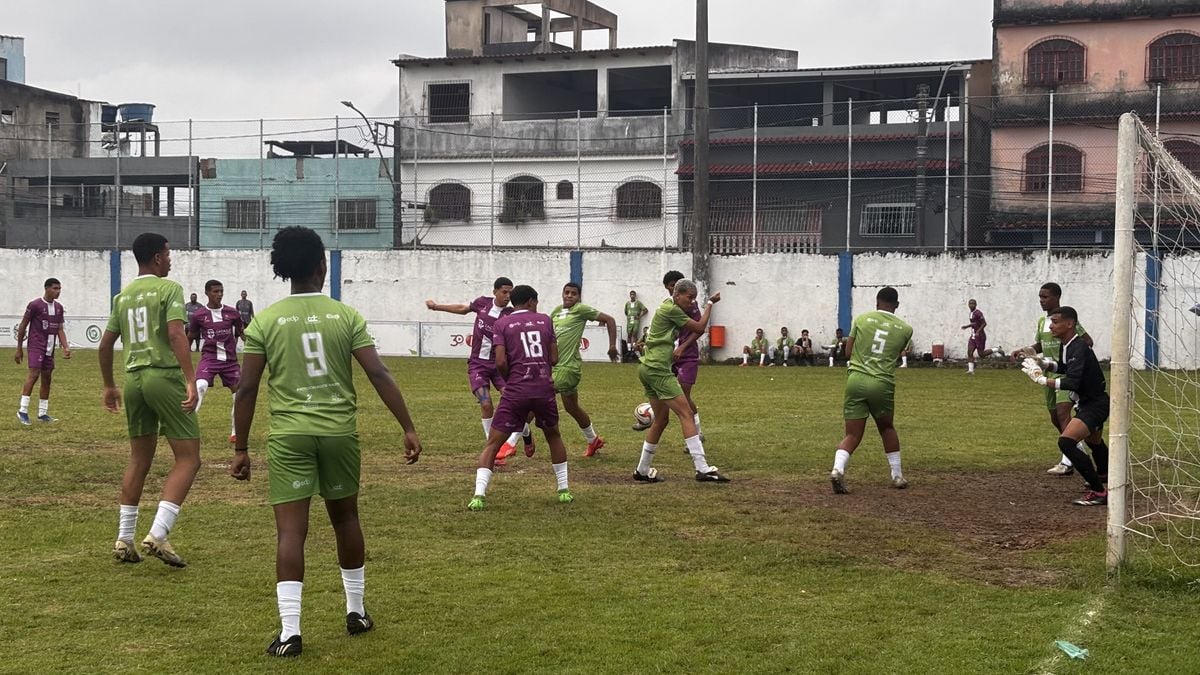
493;309;556;399
848;310;914;384
243;292;374;437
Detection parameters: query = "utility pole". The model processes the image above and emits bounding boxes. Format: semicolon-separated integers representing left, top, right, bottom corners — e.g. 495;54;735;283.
692;0;711;294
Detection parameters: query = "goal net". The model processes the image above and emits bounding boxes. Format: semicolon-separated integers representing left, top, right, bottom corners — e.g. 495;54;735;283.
1110;113;1200;575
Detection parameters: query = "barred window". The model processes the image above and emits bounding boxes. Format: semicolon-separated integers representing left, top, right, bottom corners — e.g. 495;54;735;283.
500;176;545;222
337;199;377;231
615;181;662;219
427;82;470;124
1027;39;1085;86
45;111;60;130
1148;33;1200;82
226;199;265;230
427;183;471;222
557;180;574;200
1024;143;1083;193
859;203;916;237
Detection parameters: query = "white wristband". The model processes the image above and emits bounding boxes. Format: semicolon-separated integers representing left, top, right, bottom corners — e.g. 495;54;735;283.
705;300;714;307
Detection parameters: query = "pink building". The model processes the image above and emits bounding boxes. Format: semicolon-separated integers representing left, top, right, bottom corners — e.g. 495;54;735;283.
989;0;1200;246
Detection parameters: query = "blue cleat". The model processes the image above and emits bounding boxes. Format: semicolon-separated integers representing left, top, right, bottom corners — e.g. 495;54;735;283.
37;414;57;423
17;411;31;426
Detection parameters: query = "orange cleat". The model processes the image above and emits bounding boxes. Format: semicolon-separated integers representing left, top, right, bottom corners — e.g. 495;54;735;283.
584;436;606;457
497;440;517;461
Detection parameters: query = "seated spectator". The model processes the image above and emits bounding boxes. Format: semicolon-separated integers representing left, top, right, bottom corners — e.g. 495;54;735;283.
741;328;770;367
795;329;816;366
825;328;848;367
773;327;795;367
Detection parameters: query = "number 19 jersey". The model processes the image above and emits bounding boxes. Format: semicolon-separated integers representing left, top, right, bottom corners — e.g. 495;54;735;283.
243;293;375;437
848;310;913;384
105;274;188;372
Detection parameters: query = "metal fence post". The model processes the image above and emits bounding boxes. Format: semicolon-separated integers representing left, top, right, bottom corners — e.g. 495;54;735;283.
188;119;194;249
576;109;582;249
489;112;496;251
752;103;758;251
47;122;52;249
1152;84;1162;246
1045;91;1054;252
962;87;970;251
259;118;265;250
335;115;341;251
662;106;669;253
845;98;853;252
115;127;121;249
943;95;951;251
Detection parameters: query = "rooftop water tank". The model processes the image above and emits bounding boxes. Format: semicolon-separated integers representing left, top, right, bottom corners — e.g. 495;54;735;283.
118;103;155;123
100;104;118;125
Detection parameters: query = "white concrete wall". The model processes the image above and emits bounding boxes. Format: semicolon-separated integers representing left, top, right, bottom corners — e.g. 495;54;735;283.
3;248;1181;366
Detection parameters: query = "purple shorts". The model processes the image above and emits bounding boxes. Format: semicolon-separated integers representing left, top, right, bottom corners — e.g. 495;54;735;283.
493;390;559;434
27;350;55;372
468;361;506;396
197;358;241;389
672;359;699;386
968;332;987;354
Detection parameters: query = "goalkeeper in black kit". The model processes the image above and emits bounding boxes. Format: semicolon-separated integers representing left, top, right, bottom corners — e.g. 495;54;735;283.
1021;306;1110;507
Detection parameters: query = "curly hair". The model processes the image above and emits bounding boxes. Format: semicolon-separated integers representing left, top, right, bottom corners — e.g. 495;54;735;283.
270;227;326;282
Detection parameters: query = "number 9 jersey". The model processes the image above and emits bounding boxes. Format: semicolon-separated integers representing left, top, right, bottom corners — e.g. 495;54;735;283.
243;293;375;436
106;275;188;371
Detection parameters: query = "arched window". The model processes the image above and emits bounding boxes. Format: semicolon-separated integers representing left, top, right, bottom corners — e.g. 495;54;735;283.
615;181;662;219
1024;143;1083;193
500;176;545;222
427;183;471;222
1149;33;1200;81
557;180;574;200
1026;39;1085;85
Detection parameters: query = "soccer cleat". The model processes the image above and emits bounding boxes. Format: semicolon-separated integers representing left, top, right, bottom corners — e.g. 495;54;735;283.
496;440;517;461
830;469;849;494
631;421;651;432
994;346;1006;358
141;534;187;568
1047;462;1075;476
584;436;605;457
891;476;909;489
266;634;302;658
633;468;662;483
493;457;507;468
739;362;748;368
467;495;486;511
37;414;57;423
557;489;574;503
523;436;536;458
1072;490;1108;506
695;467;730;483
346;611;374;636
16;411;31;426
112;539;142;563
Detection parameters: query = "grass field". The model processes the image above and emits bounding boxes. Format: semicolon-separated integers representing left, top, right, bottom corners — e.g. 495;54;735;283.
1;350;1198;673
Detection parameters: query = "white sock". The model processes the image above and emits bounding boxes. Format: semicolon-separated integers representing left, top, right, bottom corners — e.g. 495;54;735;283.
277;581;303;640
229;392;236;436
148;500;180;540
481;417;492;439
759;353;765;365
887;451;903;479
636;441;657;475
38;399;49;416
195;380;209;413
684;435;710;473
1061;453;1074;467
552;461;569;491
829;356;834;367
341;566;365;616
693;412;701;434
968;361;975;373
117;504;138;542
581;424;597;441
475;467;493;497
833;448;851;474
901;355;908;367
505;431;522;448
18;395;29;414
742;353;748;365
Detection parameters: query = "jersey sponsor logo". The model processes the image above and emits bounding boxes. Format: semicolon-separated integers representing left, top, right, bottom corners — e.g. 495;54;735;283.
325;313;340;320
277;315;301;326
306;315;320;324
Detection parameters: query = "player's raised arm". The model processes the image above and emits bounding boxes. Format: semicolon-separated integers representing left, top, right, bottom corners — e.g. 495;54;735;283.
595;311;619;361
352;346;422;464
426;299;472;315
682;292;720;334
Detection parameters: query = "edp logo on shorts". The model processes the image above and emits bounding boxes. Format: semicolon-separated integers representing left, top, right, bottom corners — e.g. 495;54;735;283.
291;478;312;489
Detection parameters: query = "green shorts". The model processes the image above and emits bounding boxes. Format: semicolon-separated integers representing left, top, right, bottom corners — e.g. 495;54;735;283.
553;366;582;396
124;368;200;440
1045;386;1074;411
843;372;896;420
267;434;361;505
639;365;683;401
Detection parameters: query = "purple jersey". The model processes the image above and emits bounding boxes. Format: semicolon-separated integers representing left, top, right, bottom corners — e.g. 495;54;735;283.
468;296;513;365
675;301;702;362
189;305;244;364
23;298;65;357
494;310;556;398
969;308;986;335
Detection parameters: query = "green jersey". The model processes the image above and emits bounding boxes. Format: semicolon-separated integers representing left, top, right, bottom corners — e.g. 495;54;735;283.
105;274;187;372
551;302;600;371
243;293;374;437
625;300;646;324
641;299;690;373
750;337;769;353
847;310;914;384
777;336;795;350
1036;315;1086;361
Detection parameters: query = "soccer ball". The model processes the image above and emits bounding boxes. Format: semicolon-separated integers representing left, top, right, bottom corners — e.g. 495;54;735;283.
634;402;654;426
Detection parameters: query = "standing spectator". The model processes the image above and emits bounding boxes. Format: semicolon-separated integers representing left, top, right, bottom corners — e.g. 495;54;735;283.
624;290;647;358
185;293;204;352
236;290;255;326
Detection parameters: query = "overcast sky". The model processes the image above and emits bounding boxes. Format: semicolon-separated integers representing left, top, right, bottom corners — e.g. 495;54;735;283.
6;0;992;124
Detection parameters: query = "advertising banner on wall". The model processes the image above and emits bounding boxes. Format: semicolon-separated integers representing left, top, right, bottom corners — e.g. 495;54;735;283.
420;322;618;362
0;316;110;350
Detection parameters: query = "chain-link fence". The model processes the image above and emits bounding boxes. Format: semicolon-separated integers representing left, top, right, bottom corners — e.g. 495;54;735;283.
0;87;1193;252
